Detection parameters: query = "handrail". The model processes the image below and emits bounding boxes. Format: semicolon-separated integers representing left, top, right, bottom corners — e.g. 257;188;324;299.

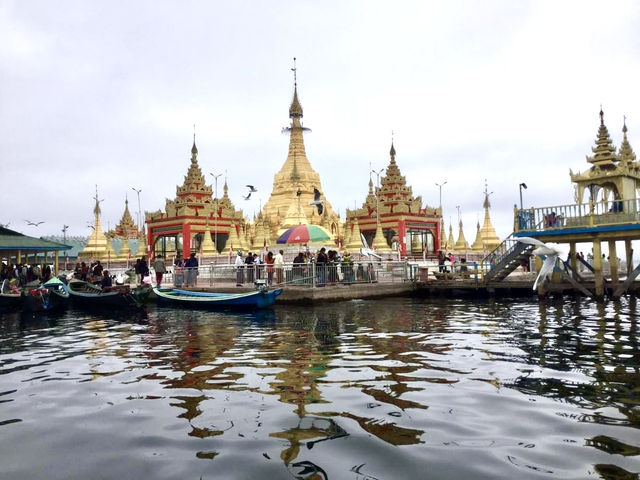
514;197;640;234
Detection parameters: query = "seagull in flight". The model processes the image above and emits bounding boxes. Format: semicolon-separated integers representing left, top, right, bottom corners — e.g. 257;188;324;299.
309;187;324;215
25;220;44;226
243;191;252;200
517;237;564;290
360;233;382;260
246;185;258;192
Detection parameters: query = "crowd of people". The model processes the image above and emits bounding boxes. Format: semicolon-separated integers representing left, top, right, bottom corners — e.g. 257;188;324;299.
1;261;52;288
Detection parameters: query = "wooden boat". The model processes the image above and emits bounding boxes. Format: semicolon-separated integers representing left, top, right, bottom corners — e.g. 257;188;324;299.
0;280;22;311
153;286;282;309
22;277;70;312
68;280;151;310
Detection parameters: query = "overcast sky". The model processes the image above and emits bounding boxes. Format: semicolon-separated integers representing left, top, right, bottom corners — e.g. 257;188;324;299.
2;1;640;244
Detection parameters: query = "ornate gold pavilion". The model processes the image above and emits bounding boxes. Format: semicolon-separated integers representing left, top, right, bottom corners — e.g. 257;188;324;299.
344;143;442;257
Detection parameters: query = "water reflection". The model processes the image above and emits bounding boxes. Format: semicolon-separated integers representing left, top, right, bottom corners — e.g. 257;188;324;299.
0;297;638;479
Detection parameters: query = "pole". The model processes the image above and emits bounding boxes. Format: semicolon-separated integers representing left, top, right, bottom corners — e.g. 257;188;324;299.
435;180;447;250
519;183;527;211
210;173;223;254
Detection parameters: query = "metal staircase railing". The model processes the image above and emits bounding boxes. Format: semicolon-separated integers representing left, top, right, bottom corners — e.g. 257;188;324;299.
481;234;535;283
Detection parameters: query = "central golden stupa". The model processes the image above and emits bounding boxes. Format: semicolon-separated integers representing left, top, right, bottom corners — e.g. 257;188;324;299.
261;74;340;240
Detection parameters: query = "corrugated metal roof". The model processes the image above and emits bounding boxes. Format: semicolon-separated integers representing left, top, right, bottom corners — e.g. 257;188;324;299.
0;227;71;251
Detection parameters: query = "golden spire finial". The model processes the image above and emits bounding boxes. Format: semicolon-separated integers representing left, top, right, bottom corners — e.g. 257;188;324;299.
191;124;198;156
600;105;604;126
390;130;396;159
289;57;303;119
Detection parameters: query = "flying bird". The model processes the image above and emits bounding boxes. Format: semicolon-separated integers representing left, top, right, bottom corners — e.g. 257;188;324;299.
517;237;564;290
360;233;382;260
243;191;252;201
245;185;258;192
309;187;324;215
25;220;44;226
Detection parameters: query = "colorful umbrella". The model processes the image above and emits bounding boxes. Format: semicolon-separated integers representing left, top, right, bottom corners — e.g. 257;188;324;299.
276;224;331;244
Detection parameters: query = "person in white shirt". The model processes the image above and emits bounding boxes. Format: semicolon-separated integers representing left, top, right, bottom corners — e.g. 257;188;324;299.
274;249;285;284
235;251;244;286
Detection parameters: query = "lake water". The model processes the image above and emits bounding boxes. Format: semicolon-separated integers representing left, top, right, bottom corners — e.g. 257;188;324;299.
1;297;638;480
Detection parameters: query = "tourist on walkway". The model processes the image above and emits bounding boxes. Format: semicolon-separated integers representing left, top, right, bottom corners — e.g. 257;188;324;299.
293;250;305;284
274;249;284;284
316;247;328;286
438;250;446;273
235;251;244;286
265;251;275;285
153;255;167;286
138;256;150;285
244;252;254;283
185;253;198;287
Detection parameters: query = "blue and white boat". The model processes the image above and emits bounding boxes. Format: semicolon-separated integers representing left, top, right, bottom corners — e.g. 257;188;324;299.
153;286;282;309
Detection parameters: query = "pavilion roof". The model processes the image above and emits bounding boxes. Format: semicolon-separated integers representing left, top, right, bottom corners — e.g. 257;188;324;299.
0;227;71;252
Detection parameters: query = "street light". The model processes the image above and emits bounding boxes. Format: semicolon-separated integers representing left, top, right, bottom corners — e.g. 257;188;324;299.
435;180;447;249
210;173;223;253
519;182;527;210
131;188;142;231
62;225;69;270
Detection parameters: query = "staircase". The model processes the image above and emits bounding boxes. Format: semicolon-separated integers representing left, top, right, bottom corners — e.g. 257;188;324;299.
482;235;535;283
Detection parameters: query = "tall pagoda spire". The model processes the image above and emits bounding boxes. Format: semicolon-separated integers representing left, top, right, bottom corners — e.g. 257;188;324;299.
263;58;338;233
587;108;618;168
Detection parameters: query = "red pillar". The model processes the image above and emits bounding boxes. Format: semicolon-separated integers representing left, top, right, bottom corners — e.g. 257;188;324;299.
182;223;191;260
397;220;407;257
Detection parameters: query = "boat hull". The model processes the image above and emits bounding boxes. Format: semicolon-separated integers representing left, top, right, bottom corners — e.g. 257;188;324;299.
68;280;150;310
153;287;282;309
0;292;23;311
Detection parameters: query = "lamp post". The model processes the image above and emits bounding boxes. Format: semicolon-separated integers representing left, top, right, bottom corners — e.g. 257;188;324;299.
210;173;223;254
519;182;527;210
62;225;69;270
435;180;447;249
131;188;142;231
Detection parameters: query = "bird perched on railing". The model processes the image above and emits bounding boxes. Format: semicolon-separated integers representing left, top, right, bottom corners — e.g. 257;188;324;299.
517;237;564;290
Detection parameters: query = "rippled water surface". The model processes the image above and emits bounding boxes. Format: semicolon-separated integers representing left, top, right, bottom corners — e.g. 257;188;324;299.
1;297;639;480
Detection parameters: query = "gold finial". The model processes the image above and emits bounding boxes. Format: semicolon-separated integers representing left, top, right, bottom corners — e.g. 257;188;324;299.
600;106;604;126
191;124;198;155
623;115;628;134
291;57;297;86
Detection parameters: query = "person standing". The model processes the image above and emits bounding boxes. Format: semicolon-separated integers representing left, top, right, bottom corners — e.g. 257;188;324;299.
184;253;198;287
153;255;167;287
274;249;284;284
235;251;244;286
265;251;275;285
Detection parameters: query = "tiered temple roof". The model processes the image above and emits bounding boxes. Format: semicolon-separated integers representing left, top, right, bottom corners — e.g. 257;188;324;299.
110;197;138;239
346;142;441;256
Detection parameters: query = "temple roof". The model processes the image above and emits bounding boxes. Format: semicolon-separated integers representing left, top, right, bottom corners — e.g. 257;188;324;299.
587;109;618;168
111;197;138;238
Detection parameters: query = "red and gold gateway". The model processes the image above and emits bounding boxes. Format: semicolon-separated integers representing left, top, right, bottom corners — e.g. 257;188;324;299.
145;139;250;260
344;143;442;258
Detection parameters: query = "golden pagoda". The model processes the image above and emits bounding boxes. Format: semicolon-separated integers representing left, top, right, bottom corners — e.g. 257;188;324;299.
454;219;469;251
447;223;455;249
262;63;340;238
200;222;217;256
477;181;501;251
471;221;484;251
117;237;132;262
345;217;363;252
79;187;110;261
